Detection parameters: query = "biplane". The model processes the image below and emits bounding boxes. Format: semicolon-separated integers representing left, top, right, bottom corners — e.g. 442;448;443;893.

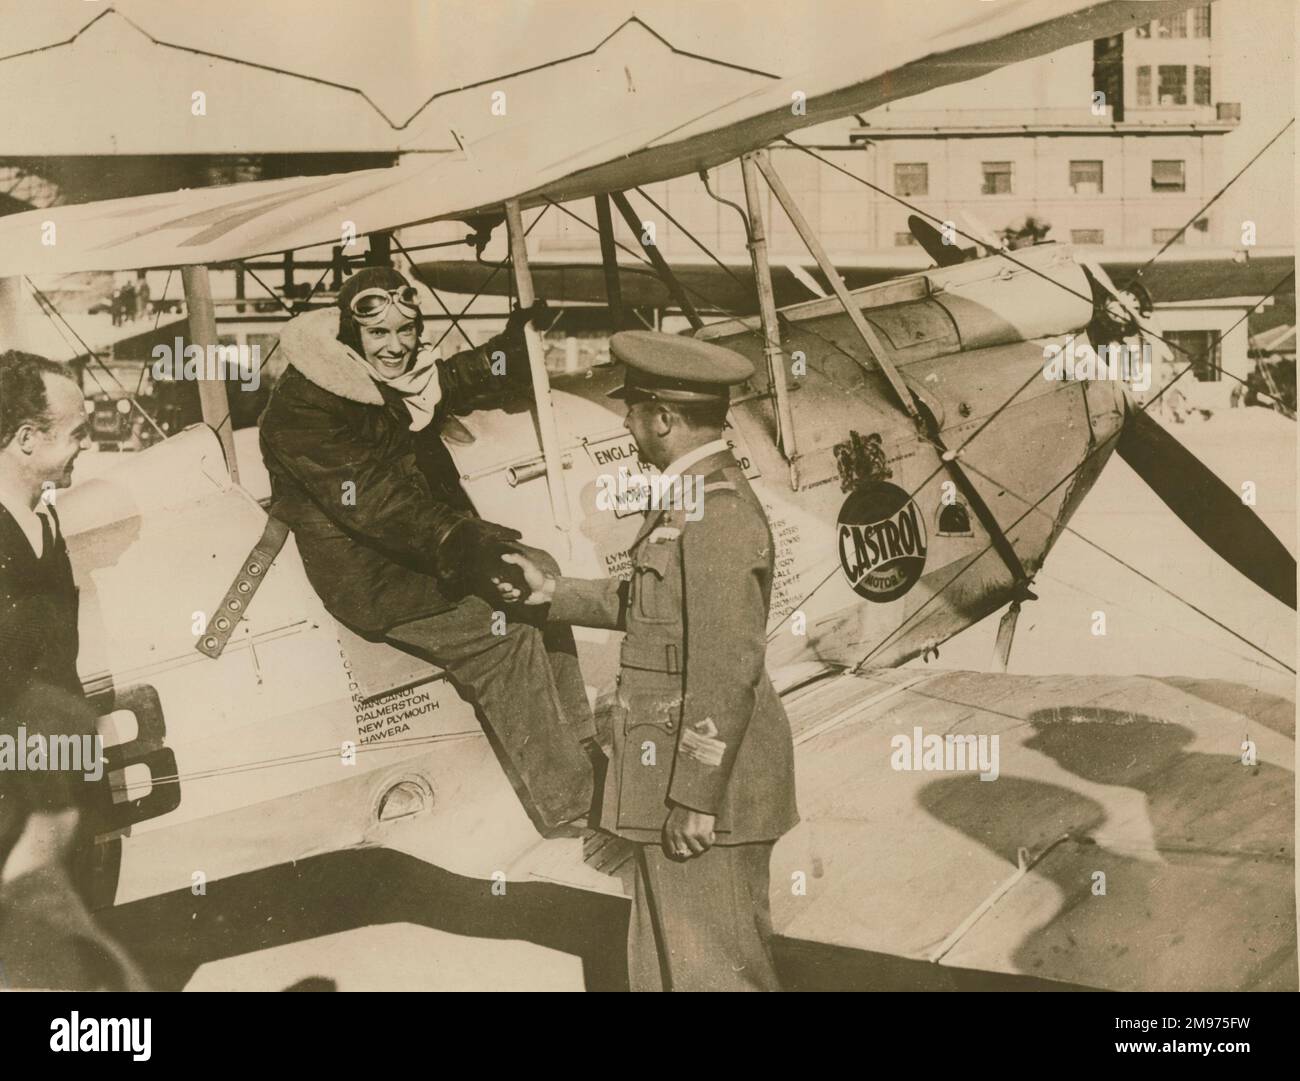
0;0;1293;990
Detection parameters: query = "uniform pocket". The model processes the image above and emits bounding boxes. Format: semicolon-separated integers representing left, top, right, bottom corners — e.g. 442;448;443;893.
632;542;677;624
615;683;680;832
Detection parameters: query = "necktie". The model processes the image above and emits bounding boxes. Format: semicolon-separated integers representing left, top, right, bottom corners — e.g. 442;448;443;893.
38;510;54;561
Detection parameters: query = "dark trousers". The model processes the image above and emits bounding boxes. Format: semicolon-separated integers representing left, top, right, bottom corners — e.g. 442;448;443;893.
386;595;597;830
629;841;780;991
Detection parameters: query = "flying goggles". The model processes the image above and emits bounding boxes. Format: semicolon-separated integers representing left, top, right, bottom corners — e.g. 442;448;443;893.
349;285;421;325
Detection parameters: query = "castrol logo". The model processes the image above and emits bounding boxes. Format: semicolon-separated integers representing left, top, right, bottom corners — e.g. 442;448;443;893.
837;481;928;602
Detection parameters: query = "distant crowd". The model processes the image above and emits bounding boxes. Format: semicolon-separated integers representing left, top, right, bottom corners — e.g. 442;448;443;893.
109;274;151;326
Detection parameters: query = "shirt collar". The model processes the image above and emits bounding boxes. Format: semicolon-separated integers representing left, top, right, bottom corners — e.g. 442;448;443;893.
0;478;52;558
659;438;729;483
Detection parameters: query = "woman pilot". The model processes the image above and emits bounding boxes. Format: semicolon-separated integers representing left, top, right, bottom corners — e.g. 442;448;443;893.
259;266;598;830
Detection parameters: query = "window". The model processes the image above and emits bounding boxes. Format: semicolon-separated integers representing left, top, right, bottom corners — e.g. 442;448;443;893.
1152;228;1185;245
1151;160;1186;192
894;231;919;247
1135;22;1152;38
1071;229;1105;246
1194;65;1211;106
1069;160;1104;194
1193;5;1211;37
1136;66;1152;107
894;163;929;197
1093;35;1124;122
1165;329;1221;381
1158;65;1187;106
981;161;1013;195
1157;12;1188;38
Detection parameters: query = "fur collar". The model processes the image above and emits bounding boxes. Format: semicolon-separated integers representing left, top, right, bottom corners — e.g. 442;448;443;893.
276;308;385;406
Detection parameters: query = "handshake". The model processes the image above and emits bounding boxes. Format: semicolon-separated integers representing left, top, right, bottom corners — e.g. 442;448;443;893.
436;518;554;605
486;547;554;607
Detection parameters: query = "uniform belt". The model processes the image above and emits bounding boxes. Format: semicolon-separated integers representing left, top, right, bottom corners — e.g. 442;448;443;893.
194;515;291;659
620;640;680;675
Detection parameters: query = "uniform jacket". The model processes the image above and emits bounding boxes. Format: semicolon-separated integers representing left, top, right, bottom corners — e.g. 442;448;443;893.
258;309;530;633
550;449;798;844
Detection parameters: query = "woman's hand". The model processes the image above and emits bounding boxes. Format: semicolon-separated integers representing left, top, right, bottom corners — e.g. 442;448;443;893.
504;299;549;342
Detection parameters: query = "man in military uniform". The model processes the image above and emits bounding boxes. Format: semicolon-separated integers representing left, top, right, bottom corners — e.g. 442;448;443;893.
496;331;798;991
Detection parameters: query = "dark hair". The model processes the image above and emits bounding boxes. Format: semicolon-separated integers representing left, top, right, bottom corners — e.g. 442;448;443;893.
663;397;729;432
0;350;67;448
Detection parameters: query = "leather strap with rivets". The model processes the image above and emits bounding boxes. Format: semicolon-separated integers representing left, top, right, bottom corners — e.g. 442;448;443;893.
194;516;291;659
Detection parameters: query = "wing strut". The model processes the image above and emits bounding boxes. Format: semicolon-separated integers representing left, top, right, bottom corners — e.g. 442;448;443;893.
594;194;625;327
504;200;572;544
740;153;799;486
754;151;1036;610
181;264;239;485
0;276;41;353
993;599;1021;673
752;149;921;427
609;192;703;329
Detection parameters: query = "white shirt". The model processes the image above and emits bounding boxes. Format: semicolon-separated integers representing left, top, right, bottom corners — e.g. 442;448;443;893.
0;482;56;559
658;438;730;485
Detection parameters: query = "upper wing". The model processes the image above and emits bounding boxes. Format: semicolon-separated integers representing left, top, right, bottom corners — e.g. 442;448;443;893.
0;1;1200;276
771;667;1295;991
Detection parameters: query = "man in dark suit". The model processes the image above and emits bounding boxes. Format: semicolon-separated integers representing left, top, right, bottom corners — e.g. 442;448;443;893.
497;331;798;991
0;350;145;990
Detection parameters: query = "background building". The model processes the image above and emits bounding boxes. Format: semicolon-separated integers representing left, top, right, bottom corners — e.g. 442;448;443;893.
2;2;1292;414
522;3;1290;409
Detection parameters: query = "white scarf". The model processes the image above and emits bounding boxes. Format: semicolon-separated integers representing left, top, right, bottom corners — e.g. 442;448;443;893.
361;342;444;432
277;308;445;432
